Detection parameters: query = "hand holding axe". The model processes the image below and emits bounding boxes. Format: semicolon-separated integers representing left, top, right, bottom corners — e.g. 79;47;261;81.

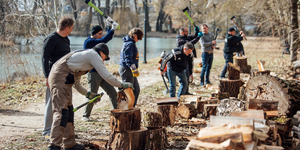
230;16;247;41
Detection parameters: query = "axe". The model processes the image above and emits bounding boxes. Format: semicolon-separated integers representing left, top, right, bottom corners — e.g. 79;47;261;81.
73;92;104;112
230;16;247;41
182;7;197;28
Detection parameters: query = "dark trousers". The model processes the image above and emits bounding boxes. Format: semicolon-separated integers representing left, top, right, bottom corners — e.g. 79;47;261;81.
200;52;213;83
119;65;140;106
220;53;233;78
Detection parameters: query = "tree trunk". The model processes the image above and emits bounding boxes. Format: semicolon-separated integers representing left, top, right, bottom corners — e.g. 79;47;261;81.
234;57;251;74
142;112;163;127
176;103;197;119
70;0;79;30
244;74;300;117
219;79;244;98
143;1;151;32
110;108;141;132
157;105;176;126
290;0;299;63
106;127;148;150
96;0;105;29
134;0;139;27
227;62;240;80
145;127;168;150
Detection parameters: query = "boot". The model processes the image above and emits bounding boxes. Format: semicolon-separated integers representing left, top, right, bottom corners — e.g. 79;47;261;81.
64;143;85;150
47;145;61;150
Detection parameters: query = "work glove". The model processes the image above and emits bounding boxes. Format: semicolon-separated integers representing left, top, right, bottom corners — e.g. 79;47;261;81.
105;16;113;27
194;26;200;34
198;31;203;38
85;91;101;102
112;22;119;30
121;82;133;89
132;69;140;77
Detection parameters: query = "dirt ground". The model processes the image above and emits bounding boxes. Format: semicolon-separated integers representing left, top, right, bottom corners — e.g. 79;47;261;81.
0;36;292;149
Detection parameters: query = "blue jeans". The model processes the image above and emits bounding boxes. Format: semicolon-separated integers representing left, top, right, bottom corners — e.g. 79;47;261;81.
200;52;213;83
167;66;188;99
119;65;140;106
184;64;190;93
42;87;52;136
83;72;118;118
220;53;233;78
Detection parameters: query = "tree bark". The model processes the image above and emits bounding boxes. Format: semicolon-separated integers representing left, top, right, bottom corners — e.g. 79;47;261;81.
157;105;176;126
145;127;168;150
110;108;141;132
219;79;244;98
142;112;163;127
234;57;251;74
290;0;299;63
227;62;240;80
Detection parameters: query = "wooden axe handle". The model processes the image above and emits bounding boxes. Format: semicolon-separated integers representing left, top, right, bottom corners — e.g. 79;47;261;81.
231;19;247;41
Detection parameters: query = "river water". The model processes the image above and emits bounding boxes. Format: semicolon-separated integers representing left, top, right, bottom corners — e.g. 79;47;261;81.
0;36;223;82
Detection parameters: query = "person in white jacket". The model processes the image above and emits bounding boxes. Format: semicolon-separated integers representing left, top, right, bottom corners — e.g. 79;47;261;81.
47;43;132;150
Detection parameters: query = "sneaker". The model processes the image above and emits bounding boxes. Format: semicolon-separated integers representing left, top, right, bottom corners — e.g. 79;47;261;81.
206;82;212;85
64;143;85;150
81;117;90;122
44;135;50;141
47;145;61;150
200;82;205;86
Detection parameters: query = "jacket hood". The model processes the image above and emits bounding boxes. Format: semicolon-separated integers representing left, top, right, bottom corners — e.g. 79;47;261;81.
123;35;135;43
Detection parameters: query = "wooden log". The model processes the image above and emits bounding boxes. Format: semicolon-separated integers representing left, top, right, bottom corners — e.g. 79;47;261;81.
110;108;141;132
265;111;278;117
257;60;265;71
156;97;178;106
234;56;251;73
117;88;135;110
219;79;244;98
203;104;219;119
253;70;270;76
238;86;246;100
176;103;197;119
230;110;265;120
157;105;176;126
227;62;240;80
210;116;254;128
145;127;168;150
249;99;278;111
218;92;230;100
106;127;148;150
197;132;245;149
179;95;201;104
186;139;226;150
142;112;162;127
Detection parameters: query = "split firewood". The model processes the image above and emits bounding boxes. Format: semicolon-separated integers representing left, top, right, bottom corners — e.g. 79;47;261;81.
193;68;202;73
197;132;245;149
117;88;135;110
185;139;226;150
156;97;178;106
257;60;265;71
197;62;203;67
230;110;265;120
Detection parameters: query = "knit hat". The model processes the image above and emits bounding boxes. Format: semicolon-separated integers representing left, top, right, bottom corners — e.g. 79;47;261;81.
228;27;235;32
93;43;110;60
91;25;103;35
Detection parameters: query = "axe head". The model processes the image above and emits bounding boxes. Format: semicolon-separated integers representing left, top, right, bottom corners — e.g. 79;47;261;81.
216;28;220;32
85;0;91;4
182;7;189;12
230;16;236;20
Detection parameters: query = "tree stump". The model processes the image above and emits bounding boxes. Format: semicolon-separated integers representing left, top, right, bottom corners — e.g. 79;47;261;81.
227;62;240;80
219;79;244;98
234;56;251;73
157;105;176;126
142;112;163;127
145;127;168;150
110;108;141;132
176;104;197;119
244;74;300;117
106;127;148;150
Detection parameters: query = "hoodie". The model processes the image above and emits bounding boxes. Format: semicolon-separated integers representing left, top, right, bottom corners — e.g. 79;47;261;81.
223;33;243;54
119;35;139;69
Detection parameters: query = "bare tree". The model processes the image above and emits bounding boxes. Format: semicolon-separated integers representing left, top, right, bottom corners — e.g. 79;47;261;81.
290;0;299;63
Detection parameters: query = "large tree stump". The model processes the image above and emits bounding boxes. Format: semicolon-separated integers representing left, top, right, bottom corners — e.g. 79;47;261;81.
106;127;148;150
219;79;244;98
234;56;251;73
110;108;141;132
157;105;176;126
142;112;163;127
176;103;197;119
145;127;168;150
227;62;240;80
244;74;300;117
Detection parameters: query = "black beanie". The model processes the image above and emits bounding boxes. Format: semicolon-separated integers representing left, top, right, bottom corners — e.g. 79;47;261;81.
93;43;110;60
91;25;103;35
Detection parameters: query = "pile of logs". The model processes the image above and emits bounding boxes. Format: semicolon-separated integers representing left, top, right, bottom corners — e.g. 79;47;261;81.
216;98;245;117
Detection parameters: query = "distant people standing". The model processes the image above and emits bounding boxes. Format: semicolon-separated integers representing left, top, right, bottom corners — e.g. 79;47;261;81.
119;27;144;107
82;20;119;122
41;16;74;140
220;27;244;78
199;24;216;86
176;26;203;94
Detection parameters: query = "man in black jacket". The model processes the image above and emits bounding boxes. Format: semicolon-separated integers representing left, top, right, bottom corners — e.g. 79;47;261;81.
220;27;245;78
176;26;203;94
160;42;194;99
